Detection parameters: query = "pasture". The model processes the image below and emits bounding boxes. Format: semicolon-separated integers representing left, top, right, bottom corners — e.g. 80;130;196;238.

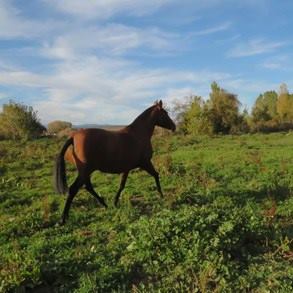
0;132;293;292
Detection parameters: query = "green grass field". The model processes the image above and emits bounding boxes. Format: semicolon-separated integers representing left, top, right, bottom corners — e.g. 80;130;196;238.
0;133;293;292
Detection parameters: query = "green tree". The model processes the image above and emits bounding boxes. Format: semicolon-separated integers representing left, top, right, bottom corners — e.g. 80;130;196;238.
0;101;45;140
277;84;293;123
208;82;242;134
179;96;212;135
252;91;278;122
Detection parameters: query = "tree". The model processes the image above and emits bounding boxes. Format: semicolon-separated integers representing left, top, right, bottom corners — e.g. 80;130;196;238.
277;84;293;123
174;83;246;135
0;101;45;140
173;96;212;135
252;91;278;122
279;83;289;96
250;84;293;132
172;97;192;134
208;82;242;134
47;120;72;135
182;96;212;135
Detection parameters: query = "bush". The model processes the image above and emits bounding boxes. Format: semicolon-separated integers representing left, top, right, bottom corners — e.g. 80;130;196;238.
0;101;45;140
47;120;72;135
57;127;75;138
250;120;293;133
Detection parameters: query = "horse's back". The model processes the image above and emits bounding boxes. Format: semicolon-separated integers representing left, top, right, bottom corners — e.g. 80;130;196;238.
72;128;117;159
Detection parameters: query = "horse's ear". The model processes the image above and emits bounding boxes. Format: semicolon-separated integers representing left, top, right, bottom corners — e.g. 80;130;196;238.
158;100;163;109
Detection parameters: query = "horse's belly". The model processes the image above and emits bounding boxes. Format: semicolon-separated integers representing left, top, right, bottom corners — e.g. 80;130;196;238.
97;166;129;174
93;157;138;174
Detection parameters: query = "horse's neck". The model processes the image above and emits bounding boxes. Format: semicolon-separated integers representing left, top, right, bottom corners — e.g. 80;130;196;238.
128;108;155;139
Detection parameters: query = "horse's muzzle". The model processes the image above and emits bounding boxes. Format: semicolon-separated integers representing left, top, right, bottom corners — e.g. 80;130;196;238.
171;124;176;132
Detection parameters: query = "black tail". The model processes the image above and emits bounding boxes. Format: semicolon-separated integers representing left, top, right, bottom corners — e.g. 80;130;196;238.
54;137;73;194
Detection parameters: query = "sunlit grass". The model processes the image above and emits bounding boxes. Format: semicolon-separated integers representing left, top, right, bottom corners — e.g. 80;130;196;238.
0;133;292;292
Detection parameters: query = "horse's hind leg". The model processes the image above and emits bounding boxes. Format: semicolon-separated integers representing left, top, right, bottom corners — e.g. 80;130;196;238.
141;161;163;197
85;179;108;208
114;171;129;207
61;176;83;224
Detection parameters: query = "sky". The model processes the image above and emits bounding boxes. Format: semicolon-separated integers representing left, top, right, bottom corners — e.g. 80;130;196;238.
0;0;293;125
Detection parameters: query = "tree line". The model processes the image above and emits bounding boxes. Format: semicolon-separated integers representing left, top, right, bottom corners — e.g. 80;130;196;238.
0;83;292;140
174;82;293;135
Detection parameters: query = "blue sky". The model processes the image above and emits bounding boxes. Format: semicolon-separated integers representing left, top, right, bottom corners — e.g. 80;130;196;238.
0;0;293;124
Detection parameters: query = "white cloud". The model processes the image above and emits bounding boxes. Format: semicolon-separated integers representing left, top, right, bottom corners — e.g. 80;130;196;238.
227;39;286;58
36;97;141;125
0;92;8;100
164;87;196;108
0;54;233;124
0;70;44;87
0;55;285;124
0;1;64;39
222;78;279;94
41;24;179;59
192;22;231;36
261;55;291;70
262;62;282;70
45;0;174;20
45;0;267;21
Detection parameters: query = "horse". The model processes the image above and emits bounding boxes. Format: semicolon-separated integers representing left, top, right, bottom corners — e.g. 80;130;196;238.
54;100;176;224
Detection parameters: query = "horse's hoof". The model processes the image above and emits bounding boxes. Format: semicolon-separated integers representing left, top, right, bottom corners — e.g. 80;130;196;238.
58;218;66;226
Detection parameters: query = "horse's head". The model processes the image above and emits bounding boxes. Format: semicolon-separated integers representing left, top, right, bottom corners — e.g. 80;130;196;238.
153;100;176;132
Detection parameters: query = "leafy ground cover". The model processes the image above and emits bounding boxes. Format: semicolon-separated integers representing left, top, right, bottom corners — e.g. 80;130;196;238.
0;132;293;292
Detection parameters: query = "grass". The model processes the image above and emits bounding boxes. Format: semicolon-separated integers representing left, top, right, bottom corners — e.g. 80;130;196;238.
0;132;293;292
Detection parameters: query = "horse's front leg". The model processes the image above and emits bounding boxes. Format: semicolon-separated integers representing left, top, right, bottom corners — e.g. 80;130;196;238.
114;171;129;207
141;161;163;197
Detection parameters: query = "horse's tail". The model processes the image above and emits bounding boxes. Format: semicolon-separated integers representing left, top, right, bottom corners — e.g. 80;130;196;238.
54;137;73;194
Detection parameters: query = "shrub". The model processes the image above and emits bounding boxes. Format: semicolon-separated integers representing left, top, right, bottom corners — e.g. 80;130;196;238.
250;120;293;133
47;120;72;135
0;101;45;140
57;127;75;138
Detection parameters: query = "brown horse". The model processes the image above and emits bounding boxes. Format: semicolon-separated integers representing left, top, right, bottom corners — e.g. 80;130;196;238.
54;100;176;224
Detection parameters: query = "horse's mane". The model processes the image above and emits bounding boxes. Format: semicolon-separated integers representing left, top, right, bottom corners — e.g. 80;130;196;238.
128;104;156;128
